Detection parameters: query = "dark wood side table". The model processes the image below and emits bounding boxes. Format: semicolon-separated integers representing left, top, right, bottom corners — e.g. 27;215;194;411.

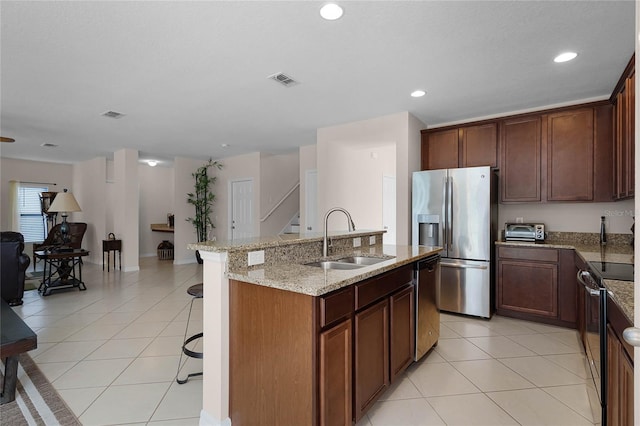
102;239;122;271
34;249;90;296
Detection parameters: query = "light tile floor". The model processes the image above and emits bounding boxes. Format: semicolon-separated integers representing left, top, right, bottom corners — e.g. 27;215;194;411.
15;258;599;425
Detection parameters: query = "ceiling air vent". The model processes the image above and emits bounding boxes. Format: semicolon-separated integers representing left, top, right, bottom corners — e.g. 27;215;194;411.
101;110;126;119
268;72;299;87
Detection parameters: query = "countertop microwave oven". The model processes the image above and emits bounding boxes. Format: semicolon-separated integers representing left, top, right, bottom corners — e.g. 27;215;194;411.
504;223;545;243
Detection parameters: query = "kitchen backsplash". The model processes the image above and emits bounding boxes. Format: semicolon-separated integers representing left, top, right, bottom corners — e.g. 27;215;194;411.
546;231;632;246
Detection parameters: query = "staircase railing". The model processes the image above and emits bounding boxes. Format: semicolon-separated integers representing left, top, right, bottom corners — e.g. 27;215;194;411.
260;181;300;223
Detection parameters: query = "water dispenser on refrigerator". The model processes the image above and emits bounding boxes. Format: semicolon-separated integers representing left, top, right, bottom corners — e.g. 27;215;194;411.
417;214;440;246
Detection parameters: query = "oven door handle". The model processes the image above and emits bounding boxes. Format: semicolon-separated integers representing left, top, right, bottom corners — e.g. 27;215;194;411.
576;270;601;296
623;327;640;347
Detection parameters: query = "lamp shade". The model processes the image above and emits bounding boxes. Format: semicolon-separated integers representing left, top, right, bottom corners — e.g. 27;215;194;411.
48;190;81;213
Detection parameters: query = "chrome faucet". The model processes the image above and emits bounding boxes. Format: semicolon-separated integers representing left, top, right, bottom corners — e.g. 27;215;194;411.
323;207;356;257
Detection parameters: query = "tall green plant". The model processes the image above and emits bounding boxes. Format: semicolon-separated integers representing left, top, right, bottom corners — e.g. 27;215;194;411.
187;158;222;242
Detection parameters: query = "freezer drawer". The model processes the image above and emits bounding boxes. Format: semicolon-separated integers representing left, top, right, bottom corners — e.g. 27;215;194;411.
438;259;491;318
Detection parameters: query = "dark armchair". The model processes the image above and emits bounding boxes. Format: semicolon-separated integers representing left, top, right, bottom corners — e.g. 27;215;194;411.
33;222;87;266
1;232;31;306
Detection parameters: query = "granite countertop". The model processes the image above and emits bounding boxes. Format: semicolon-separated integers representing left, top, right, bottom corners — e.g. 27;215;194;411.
189;229;386;253
227;245;443;297
497;239;634;323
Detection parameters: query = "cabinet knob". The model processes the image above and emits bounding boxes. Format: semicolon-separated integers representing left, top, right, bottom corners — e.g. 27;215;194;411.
623;327;640;347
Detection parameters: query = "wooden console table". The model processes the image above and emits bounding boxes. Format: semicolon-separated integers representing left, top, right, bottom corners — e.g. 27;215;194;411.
102;239;122;271
151;224;174;233
34;249;90;296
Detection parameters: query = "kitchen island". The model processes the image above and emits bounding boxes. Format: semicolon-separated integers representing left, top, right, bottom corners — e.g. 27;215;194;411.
189;230;441;426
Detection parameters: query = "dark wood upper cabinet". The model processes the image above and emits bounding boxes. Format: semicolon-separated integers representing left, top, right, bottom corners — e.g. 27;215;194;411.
613;55;635;200
546;108;594;201
421;123;497;170
500;116;542;202
422;128;459;170
461;123;498;168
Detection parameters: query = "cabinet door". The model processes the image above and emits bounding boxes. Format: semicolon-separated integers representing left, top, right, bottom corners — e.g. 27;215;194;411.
625;71;635;198
620;348;634;426
390;285;415;382
500;116;542;202
497;260;558;318
461;123;497;168
319;319;352;426
354;298;389;422
547;108;594;201
423;129;459;170
615;85;629;199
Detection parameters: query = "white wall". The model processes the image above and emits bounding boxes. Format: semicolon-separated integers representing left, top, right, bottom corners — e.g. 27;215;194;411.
317;111;424;244
259;151;300;236
499;199;635;235
73;157;107;265
0;158;74;231
299;144;317;233
113;149;139;271
139;164;174;257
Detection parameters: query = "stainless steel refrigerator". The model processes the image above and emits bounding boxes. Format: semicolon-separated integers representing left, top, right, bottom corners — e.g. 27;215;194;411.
412;166;497;318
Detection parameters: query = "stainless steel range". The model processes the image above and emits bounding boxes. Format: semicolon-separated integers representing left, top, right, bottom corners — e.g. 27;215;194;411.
577;260;634;426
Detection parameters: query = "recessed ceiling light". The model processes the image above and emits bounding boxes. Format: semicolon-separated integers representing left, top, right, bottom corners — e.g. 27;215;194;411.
554;52;578;63
147;160;158;167
320;3;343;20
411;90;426;98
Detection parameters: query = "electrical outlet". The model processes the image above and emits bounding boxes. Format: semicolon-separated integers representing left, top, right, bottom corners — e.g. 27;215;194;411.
516;217;524;223
369;236;376;245
353;237;361;248
248;250;265;266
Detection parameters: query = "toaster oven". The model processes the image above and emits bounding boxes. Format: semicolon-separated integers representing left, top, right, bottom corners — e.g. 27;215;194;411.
504;223;545;242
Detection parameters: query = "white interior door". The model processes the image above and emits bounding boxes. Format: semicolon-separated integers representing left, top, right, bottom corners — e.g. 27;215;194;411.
230;179;253;240
382;175;396;245
305;169;318;233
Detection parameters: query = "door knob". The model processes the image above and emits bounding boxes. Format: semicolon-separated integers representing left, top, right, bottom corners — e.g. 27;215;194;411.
623;327;640;346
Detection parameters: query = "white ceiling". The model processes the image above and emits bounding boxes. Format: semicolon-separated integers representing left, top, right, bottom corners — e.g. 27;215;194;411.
0;1;635;165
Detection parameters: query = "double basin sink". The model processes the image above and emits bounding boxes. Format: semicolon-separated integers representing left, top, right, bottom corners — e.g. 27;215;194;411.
306;256;392;271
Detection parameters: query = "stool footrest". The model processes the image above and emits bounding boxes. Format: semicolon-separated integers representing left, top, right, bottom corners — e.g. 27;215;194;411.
182;332;203;359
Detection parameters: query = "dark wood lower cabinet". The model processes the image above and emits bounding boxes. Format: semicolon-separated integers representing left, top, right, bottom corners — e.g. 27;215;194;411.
390;285;415;382
607;300;634;426
496;246;576;328
498;259;558;317
319;319;352;426
230;262;424;426
354;299;389;422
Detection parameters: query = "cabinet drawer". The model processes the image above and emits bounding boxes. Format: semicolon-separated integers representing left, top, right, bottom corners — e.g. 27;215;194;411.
320;287;354;328
498;246;558;263
355;265;413;310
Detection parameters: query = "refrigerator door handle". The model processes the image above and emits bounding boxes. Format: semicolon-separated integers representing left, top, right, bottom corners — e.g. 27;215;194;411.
447;177;453;251
442;176;448;251
441;263;488;270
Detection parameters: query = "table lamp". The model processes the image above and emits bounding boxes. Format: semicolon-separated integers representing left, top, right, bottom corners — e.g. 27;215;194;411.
48;189;82;245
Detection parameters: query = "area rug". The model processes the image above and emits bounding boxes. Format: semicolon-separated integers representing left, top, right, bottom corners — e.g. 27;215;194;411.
0;353;81;425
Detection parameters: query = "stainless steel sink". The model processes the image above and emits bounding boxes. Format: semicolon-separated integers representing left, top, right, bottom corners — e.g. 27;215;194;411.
305;261;365;270
335;256;390;265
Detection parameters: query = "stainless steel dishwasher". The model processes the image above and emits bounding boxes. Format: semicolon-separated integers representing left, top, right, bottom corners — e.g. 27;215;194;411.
415;254;440;361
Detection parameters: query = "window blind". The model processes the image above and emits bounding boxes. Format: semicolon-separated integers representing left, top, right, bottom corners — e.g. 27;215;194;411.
19;185;48;242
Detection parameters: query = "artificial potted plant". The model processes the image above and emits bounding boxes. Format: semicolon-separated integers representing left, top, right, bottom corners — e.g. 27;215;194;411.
187;158;222;263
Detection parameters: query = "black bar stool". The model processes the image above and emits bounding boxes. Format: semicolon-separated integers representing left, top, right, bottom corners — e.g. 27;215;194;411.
176;283;203;384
